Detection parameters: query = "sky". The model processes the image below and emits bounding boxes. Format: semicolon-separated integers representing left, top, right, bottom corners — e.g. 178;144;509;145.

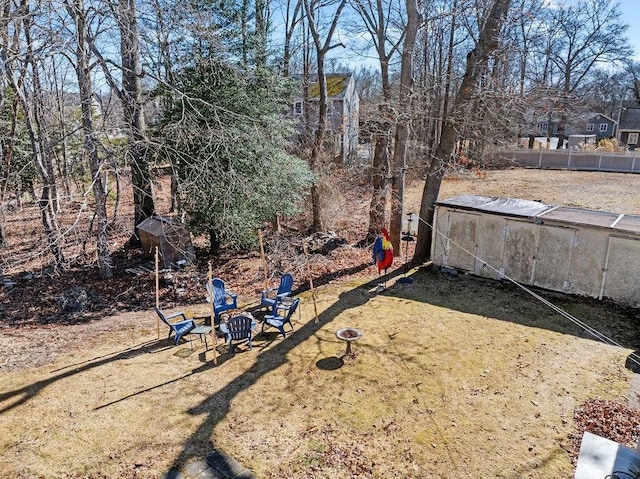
618;0;640;60
319;0;640;72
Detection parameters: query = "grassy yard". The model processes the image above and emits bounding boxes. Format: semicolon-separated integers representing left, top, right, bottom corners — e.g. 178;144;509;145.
1;266;636;478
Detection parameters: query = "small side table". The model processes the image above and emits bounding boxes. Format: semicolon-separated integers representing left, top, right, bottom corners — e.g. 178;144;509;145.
190;325;213;351
275;296;296;315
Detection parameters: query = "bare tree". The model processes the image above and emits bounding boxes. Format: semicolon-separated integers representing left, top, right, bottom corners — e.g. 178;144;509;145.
545;0;631;148
0;0;16;246
278;0;303;76
8;0;66;267
388;0;420;253
65;0;113;278
113;0;155;243
254;0;270;69
302;0;347;232
87;0;157;245
350;0;405;243
410;0;464;181
414;0;513;263
510;0;544;97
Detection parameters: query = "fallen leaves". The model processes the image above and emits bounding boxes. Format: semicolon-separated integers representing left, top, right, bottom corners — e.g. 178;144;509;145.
566;398;640;463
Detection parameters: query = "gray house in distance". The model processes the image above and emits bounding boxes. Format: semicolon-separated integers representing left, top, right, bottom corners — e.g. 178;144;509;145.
617;105;640;150
583;113;616;141
291;73;359;165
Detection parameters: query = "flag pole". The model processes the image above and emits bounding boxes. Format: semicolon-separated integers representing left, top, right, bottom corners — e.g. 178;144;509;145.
208;260;218;366
258;229;268;290
155;246;160;339
302;241;319;324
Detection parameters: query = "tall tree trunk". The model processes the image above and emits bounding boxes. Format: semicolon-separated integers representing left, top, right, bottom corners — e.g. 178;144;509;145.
353;0;405;244
0;92;18;247
0;0;13;246
440;0;457;144
115;0;155;244
255;0;268;70
366;115;391;240
67;0;113;278
389;0;421;254
240;0;249;68
281;0;302;77
14;0;65;267
52;60;71;199
309;56;327;232
0;97;11;247
413;0;513;264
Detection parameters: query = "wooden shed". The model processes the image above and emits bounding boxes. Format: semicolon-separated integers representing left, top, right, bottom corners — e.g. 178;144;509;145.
137;215;196;268
431;195;640;307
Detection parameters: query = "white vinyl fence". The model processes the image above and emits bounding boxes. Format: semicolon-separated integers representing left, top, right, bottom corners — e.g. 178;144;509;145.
508;149;640;173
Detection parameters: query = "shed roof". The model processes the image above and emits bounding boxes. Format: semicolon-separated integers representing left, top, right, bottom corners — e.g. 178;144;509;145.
437;195;640;235
137;215;184;234
437;195;551;217
537;207;620;228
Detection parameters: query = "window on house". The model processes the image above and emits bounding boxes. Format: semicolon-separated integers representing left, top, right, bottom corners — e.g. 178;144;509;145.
628;132;639;144
294;101;303;116
539;122;548;131
586;123;594;132
599;123;608;132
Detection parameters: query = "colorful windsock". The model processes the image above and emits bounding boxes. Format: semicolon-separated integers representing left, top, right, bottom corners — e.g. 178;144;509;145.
372;228;394;273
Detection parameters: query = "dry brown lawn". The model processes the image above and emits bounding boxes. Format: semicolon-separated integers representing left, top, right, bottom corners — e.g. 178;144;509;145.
1;168;639;478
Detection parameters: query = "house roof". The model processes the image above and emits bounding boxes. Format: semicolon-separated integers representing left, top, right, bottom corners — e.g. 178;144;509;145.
586;113;616;124
618;106;640;131
293;73;353;99
310;75;348;98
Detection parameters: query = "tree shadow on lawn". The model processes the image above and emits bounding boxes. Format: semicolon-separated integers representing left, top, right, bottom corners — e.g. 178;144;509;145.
388;267;640;379
0;261;376;431
7;257;635;475
0;339;174;415
389;267;640;351
170;263;640;475
169;264;400;474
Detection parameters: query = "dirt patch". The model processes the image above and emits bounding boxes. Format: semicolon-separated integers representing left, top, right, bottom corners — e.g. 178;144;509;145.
1;168;640;478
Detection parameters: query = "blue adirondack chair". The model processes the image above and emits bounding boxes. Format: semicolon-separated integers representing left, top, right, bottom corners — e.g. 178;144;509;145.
262;297;299;339
260;273;294;311
206;278;238;325
155;307;196;345
223;314;254;353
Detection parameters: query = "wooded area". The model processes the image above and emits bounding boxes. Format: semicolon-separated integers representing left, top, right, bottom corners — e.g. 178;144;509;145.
0;0;636;279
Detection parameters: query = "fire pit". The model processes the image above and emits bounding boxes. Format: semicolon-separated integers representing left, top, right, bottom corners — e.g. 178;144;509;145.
336;327;362;355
